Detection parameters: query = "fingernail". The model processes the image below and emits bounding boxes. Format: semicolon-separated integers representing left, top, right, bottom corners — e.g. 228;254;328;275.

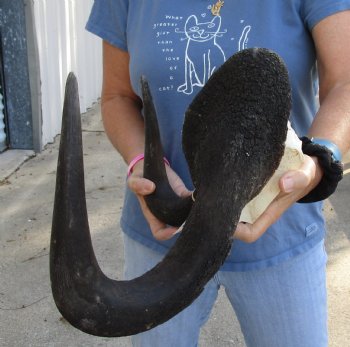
282;177;294;192
145;182;155;192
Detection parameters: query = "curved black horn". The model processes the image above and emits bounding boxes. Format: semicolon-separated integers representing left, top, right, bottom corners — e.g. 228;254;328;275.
141;76;193;226
50;48;291;337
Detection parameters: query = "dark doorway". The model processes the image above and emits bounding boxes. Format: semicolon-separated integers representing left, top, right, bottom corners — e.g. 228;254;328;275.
0;0;34;150
0;32;9;152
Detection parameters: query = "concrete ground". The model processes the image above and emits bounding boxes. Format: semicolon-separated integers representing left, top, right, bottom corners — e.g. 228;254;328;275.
0;103;349;347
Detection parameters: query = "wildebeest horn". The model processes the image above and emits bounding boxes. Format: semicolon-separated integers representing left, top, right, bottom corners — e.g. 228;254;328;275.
50;48;291;337
141;76;193;226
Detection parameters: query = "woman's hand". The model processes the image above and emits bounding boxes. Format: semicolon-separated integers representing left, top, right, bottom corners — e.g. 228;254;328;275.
232;10;350;243
127;160;191;241
233;155;323;243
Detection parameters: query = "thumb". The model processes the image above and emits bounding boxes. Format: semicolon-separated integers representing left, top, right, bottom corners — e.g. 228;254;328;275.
279;156;317;193
128;176;156;196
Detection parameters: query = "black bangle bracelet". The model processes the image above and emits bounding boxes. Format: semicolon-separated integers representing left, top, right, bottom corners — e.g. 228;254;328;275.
298;136;343;203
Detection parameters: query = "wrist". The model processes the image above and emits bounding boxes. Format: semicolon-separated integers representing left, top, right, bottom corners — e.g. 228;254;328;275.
127;153;170;178
309;137;342;162
298;137;343;203
127;154;145;177
309;155;323;188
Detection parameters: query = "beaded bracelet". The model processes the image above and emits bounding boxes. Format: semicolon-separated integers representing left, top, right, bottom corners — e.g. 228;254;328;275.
298;137;343;203
127;154;170;178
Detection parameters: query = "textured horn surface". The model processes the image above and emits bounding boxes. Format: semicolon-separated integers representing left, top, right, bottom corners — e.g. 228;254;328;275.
50;48;291;337
141;76;193;227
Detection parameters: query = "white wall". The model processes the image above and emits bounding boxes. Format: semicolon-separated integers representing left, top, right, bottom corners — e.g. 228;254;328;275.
33;0;102;145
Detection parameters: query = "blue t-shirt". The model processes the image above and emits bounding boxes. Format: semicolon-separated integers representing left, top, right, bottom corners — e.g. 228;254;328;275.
86;0;350;271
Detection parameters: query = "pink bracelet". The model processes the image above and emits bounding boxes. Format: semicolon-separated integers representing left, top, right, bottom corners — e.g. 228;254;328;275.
127;154;170;178
127;154;144;177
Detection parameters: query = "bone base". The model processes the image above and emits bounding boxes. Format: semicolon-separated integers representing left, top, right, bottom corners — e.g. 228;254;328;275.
239;123;304;224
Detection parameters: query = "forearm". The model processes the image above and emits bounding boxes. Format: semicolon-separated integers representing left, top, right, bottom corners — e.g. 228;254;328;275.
101;95;145;165
101;41;145;165
308;81;350;157
309;10;350;158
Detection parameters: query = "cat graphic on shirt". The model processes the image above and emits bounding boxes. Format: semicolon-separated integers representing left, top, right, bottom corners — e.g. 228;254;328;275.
176;14;251;95
177;15;226;95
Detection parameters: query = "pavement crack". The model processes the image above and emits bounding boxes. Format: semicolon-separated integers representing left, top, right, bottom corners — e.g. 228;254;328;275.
21;252;49;263
0;295;49;310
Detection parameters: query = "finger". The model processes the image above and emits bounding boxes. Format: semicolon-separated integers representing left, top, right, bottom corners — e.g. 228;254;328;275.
234;189;295;243
235;156;323;243
234;222;260;243
280;155;319;193
280;171;308;193
138;197;178;241
152;225;179;241
234;207;277;243
128;176;155;195
166;167;192;197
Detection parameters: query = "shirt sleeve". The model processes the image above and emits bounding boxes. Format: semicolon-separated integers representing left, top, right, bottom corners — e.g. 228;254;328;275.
86;0;128;51
301;0;350;30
